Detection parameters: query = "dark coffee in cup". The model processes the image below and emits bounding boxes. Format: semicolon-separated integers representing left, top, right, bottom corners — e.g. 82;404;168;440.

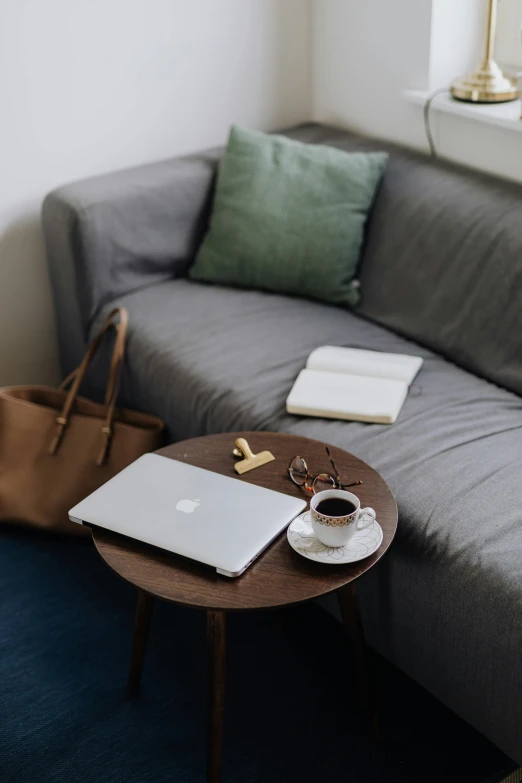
310;489;376;547
315;498;356;517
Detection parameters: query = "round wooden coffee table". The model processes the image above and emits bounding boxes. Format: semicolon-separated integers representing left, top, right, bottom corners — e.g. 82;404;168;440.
92;432;397;783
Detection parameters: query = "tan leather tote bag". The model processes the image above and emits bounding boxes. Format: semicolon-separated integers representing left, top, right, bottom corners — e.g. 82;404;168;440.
0;307;164;535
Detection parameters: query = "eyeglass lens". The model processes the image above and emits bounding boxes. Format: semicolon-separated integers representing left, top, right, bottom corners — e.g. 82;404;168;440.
288;456;308;486
312;473;337;493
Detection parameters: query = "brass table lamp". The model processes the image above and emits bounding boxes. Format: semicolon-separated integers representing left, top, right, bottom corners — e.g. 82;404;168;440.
451;0;518;103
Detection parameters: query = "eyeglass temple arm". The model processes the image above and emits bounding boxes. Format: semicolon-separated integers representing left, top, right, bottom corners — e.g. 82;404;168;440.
325;446;341;483
325;446;362;488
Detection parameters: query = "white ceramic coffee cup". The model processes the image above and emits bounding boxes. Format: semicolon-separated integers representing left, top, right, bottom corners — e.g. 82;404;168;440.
309;489;376;548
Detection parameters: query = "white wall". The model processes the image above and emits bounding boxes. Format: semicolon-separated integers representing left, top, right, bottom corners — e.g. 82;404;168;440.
312;0;522;182
430;0;485;89
312;0;485;143
312;0;433;149
0;0;311;385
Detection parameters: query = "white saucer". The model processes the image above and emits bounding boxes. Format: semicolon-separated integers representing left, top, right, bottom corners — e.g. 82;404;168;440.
287;512;383;565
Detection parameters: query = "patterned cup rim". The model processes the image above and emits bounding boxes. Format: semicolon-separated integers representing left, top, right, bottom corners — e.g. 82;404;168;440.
310;507;357;527
310;489;361;528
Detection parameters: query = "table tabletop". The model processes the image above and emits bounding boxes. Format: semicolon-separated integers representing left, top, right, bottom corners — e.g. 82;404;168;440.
93;432;398;611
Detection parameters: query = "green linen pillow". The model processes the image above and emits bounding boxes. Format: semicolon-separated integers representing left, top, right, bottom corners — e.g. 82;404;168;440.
189;126;388;307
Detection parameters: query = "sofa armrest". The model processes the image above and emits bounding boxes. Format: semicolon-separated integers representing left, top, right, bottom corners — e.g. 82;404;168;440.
42;150;220;375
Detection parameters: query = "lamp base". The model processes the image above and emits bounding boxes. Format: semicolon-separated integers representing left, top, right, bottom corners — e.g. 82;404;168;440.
451;60;518;103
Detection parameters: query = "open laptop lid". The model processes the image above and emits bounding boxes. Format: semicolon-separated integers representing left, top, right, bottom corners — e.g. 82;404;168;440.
69;453;306;577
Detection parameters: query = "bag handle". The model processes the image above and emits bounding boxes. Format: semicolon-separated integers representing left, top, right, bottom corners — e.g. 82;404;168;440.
49;307;129;464
96;309;128;466
59;307;128;404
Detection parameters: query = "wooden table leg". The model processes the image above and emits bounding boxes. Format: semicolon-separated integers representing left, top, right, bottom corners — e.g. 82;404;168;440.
337;582;380;738
127;590;154;697
206;610;227;783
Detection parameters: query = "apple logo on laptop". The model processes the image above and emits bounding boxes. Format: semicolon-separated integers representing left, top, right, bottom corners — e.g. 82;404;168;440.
176;499;200;514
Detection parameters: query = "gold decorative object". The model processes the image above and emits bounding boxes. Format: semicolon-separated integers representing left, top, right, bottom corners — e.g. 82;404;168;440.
451;0;518;103
233;437;275;474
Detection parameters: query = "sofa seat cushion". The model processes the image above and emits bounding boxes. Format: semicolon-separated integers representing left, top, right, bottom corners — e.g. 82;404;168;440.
100;278;522;763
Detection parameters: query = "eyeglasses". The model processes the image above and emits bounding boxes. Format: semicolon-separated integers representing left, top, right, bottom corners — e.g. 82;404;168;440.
287;446;362;495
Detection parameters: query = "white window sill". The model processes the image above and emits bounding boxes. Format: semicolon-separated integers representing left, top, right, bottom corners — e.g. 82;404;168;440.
403;89;522;134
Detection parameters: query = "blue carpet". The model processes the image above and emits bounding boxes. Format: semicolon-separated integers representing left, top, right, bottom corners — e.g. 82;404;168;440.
0;527;516;783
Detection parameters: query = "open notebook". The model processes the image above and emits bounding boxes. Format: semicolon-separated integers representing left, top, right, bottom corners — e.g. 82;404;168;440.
286;346;423;425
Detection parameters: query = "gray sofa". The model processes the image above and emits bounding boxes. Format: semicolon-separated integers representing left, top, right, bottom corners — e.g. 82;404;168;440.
42;123;522;764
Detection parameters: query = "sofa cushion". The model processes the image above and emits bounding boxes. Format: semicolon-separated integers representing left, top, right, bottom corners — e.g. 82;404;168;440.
99;277;522;763
189;125;388;309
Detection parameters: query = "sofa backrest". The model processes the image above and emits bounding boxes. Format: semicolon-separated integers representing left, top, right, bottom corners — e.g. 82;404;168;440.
355;138;522;398
287;125;522;398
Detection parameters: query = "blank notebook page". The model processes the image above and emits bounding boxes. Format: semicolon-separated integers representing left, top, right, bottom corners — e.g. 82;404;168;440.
306;346;423;384
286;370;409;424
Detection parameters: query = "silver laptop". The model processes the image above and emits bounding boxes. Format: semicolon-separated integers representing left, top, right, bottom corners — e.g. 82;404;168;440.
69;453;307;577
